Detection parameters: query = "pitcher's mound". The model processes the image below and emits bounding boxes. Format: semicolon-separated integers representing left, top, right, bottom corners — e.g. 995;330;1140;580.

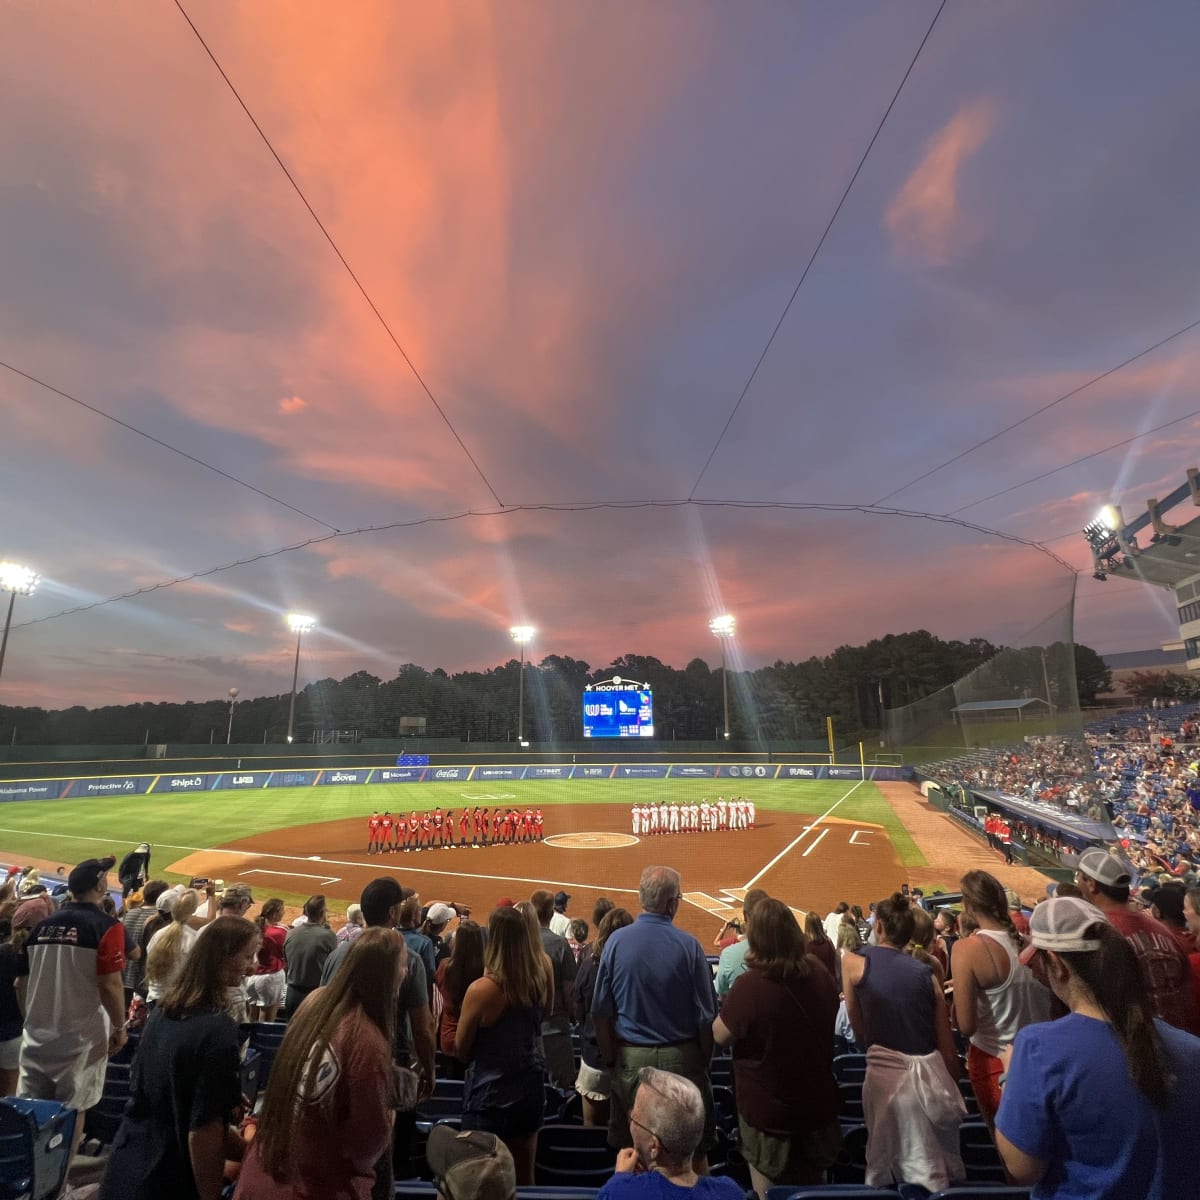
543;832;639;849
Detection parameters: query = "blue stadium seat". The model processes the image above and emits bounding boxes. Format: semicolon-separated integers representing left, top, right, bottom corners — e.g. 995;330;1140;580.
517;1189;600;1200
246;1021;288;1087
958;1122;1005;1184
85;1059;133;1148
765;1188;902;1199
929;1190;1029;1200
711;1084;738;1135
0;1099;76;1200
837;1082;864;1126
709;1057;734;1089
534;1125;617;1189
832;1054;867;1084
828;1124;868;1185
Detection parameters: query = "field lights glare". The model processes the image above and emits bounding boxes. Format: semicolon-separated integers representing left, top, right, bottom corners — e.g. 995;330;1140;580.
709;614;736;638
1094;505;1120;534
286;613;317;633
0;562;39;596
510;625;536;644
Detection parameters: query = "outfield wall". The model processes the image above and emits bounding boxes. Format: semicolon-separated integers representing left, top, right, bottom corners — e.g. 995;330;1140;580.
0;762;913;802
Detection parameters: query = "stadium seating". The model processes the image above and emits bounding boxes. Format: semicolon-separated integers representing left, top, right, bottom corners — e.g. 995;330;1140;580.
764;1187;904;1199
244;1021;288;1087
929;1191;1030;1200
0;1099;76;1200
534;1125;617;1189
84;1059;133;1149
958;1122;1006;1184
831;1054;867;1085
827;1124;869;1184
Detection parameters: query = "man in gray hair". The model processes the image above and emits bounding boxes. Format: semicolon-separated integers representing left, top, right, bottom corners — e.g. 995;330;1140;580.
596;1069;743;1200
592;867;718;1167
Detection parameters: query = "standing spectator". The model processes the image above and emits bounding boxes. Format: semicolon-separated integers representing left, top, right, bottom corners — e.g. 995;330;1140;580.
456;905;553;1185
823;902;850;943
951;870;1052;1130
592;866;717;1168
338;903;365;944
932;909;959;979
568;919;590;962
596;1068;743;1200
995;897;1200;1196
246;899;288;1023
320;878;436;1200
421;902;456;967
713;899;842;1197
283;895;337;1018
399;895;437;1001
145;889;202;1005
593;897;615;931
236;928;413;1200
120;881;167;1007
117;843;153;898
842;892;964;1195
17;856;127;1167
99;916;259;1200
714;889;768;998
549;892;572;938
1074;848;1198;1033
573;908;634;1128
1145;882;1195;954
802;911;838;980
531;889;578;1089
0;917;24;1097
436;920;485;1064
711;916;743;952
835;917;863;956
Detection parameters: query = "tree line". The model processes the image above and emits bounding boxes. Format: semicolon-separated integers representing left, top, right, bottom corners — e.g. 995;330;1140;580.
0;631;1113;747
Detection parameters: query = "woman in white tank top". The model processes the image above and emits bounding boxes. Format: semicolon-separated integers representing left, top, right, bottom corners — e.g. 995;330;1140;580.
951;871;1052;1129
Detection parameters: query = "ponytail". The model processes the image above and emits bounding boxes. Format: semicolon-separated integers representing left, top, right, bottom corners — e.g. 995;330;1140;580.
257;898;285;933
960;870;1024;951
1059;923;1172;1109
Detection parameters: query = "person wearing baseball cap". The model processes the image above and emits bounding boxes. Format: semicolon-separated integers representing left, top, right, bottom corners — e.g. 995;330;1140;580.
994;897;1200;1197
14;854;126;1166
1073;845;1199;1034
549;892;572;938
427;1126;517;1200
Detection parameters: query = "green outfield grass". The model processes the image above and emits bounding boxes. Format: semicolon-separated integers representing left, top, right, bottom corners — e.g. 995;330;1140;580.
0;777;924;910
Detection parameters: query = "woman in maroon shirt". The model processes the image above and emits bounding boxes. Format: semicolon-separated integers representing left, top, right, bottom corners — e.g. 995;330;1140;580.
802;910;838;979
714;899;841;1199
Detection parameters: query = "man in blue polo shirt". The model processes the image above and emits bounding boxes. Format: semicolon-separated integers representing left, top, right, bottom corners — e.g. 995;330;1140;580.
592;865;717;1167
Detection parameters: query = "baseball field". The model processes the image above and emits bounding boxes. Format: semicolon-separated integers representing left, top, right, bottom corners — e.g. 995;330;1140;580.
0;776;941;937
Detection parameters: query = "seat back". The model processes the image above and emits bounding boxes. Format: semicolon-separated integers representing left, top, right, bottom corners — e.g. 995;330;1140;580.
958;1121;1006;1183
86;1060;133;1148
0;1099;77;1200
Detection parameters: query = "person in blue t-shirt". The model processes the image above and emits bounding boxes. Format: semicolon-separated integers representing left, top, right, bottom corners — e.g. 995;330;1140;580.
596;1067;742;1200
995;896;1200;1199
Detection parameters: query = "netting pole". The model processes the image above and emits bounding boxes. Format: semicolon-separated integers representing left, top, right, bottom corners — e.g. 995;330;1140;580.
859;741;865;777
826;716;835;762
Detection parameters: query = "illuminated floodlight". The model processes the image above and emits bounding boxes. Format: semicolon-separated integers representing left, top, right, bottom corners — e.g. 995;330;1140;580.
709;613;736;638
287;612;317;633
0;562;39;596
510;624;536;644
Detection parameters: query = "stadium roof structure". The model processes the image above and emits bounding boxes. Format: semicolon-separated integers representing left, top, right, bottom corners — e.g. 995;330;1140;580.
951;699;1050;713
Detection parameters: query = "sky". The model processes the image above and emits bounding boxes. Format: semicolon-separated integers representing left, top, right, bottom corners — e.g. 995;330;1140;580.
3;0;1200;709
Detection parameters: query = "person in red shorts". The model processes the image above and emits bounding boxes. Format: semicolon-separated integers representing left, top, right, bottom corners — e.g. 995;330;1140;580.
442;809;454;849
505;809;518;845
521;808;534;843
420;810;433;849
405;810;420;852
459;809;471;846
476;807;489;847
367;811;381;855
380;811;394;854
534;808;544;841
491;809;504;845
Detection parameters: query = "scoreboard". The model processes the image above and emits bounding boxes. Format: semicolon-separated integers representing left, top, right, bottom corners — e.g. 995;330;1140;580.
582;683;654;738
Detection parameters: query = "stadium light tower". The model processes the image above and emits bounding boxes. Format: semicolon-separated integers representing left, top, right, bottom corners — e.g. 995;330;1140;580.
285;613;317;744
226;687;239;745
709;614;736;740
0;561;39;688
510;625;536;745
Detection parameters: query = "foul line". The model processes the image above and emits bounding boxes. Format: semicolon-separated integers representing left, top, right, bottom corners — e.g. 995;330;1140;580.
802;829;830;858
0;825;639;896
740;778;865;888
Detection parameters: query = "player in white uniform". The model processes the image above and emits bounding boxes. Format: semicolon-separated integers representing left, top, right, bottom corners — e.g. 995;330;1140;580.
747;800;755;829
717;798;728;830
700;800;710;831
650;803;661;835
632;804;642;836
668;803;680;834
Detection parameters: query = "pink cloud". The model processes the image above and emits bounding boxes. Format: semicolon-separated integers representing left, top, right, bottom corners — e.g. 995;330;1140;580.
886;97;997;266
277;395;307;415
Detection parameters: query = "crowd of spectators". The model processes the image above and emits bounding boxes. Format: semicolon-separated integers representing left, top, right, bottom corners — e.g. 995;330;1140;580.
3;848;1200;1199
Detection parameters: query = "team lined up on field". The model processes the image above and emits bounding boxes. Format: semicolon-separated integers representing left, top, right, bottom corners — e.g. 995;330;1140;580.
366;805;545;852
631;796;756;835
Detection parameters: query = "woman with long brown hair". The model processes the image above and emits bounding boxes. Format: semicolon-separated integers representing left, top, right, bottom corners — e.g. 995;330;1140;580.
435;919;485;1063
952;869;1051;1130
236;927;410;1200
145;888;201;1003
802;910;837;978
572;906;634;1127
995;897;1200;1195
714;899;841;1199
456;904;554;1184
99;916;260;1200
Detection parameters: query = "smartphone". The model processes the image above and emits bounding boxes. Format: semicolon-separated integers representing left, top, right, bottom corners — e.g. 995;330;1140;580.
190;877;210;889
901;883;910;896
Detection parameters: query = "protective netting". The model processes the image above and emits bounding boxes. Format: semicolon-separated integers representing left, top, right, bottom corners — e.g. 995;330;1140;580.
884;574;1079;750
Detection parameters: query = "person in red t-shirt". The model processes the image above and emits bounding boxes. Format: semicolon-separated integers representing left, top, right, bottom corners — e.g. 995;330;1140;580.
380;812;394;854
476;808;488;847
534;808;544;840
247;898;288;1022
367;811;381;855
442;809;454;849
459;809;471;846
491;809;504;844
421;811;434;849
405;811;419;852
521;808;534;843
432;808;443;847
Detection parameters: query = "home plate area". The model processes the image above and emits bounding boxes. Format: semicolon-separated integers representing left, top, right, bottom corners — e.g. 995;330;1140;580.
210;805;903;941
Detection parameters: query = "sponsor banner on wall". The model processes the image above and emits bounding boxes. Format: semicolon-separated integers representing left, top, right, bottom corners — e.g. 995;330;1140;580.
0;779;66;801
667;765;717;778
571;765;615;779
778;765;818;779
216;772;270;789
615;764;670;779
526;766;570;780
473;766;523;781
718;764;779;779
426;767;471;782
319;768;372;786
65;776;155;797
377;768;426;783
156;773;221;793
827;766;865;780
266;770;318;789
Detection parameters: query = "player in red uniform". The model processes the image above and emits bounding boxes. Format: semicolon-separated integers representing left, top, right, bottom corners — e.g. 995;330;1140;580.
405;810;419;852
521;808;534;843
534;808;544;841
493;808;506;844
367;811;381;854
380;811;394;854
442;809;454;849
421;810;434;849
476;807;488;846
459;808;471;846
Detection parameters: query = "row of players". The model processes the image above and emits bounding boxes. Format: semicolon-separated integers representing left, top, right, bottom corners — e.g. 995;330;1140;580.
632;796;756;835
365;805;544;852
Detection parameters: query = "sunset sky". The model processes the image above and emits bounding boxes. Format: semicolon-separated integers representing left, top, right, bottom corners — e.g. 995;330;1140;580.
3;0;1200;709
